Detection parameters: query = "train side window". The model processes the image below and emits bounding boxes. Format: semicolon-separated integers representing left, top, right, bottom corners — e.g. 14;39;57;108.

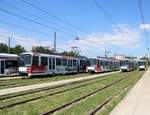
63;59;67;66
49;58;52;69
33;56;39;66
80;60;83;66
97;60;100;66
102;61;104;66
53;58;55;69
73;60;76;66
71;60;73;67
100;61;103;66
56;58;62;66
68;60;71;67
41;57;48;66
5;60;18;68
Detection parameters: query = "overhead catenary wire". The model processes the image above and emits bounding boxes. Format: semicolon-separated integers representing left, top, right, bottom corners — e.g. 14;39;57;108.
93;0;122;33
0;1;102;45
0;8;76;38
138;0;149;52
0;21;53;37
0;34;57;51
20;0;111;46
0;34;46;43
21;0;89;34
0;34;107;53
1;0;75;34
0;8;113;50
92;0;137;54
0;21;78;51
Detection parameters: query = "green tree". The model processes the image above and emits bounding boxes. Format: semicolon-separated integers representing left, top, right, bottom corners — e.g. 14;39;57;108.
32;46;53;54
60;51;80;57
0;43;8;53
10;45;26;54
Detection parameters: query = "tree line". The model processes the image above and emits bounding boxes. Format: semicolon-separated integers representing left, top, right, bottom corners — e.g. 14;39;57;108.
0;43;80;57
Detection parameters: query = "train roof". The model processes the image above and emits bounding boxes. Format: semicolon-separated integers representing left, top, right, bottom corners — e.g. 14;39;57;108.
88;57;120;61
20;52;77;59
61;55;77;59
0;53;19;60
138;60;146;62
20;52;57;57
0;53;18;57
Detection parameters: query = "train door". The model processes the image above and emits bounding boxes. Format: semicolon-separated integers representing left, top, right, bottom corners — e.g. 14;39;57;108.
52;58;56;73
0;61;5;74
48;57;53;74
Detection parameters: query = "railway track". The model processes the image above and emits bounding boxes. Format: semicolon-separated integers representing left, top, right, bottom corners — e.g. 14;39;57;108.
42;76;129;115
0;73;120;109
0;73;115;101
88;74;142;115
0;73;89;89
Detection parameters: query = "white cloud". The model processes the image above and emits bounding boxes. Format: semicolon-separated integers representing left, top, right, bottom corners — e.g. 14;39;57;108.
63;25;141;52
0;25;142;55
140;24;150;30
0;28;53;51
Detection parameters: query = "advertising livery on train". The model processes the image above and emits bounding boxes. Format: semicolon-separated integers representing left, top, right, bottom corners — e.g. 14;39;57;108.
86;57;120;73
120;59;137;72
18;52;87;77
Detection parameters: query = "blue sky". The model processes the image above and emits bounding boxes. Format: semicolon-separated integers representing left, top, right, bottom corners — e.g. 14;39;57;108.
0;0;150;57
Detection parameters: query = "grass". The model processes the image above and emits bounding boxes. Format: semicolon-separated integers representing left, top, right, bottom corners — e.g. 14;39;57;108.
55;71;144;115
0;73;117;107
0;72;119;101
0;71;144;115
0;73;90;89
98;71;144;115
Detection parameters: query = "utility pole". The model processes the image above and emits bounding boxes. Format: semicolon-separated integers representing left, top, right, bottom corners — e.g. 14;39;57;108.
8;37;10;53
147;48;149;66
54;32;56;53
105;49;107;57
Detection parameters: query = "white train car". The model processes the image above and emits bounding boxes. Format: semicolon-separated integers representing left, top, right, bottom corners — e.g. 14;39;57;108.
99;57;120;72
18;52;79;77
0;53;19;76
138;60;147;70
86;57;119;73
86;57;102;73
61;55;78;74
120;59;137;72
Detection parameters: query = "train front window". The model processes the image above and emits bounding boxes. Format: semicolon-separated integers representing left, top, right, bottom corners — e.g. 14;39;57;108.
139;61;145;66
20;54;32;66
120;60;129;66
87;59;97;66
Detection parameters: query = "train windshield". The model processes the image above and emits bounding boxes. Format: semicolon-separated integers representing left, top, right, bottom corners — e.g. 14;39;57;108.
20;54;32;66
139;61;145;66
120;60;129;66
87;58;97;66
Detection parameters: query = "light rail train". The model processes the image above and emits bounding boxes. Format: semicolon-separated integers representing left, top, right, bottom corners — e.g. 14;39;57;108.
18;52;87;77
120;59;137;72
0;52;144;77
138;60;147;70
0;53;19;76
86;57;120;73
